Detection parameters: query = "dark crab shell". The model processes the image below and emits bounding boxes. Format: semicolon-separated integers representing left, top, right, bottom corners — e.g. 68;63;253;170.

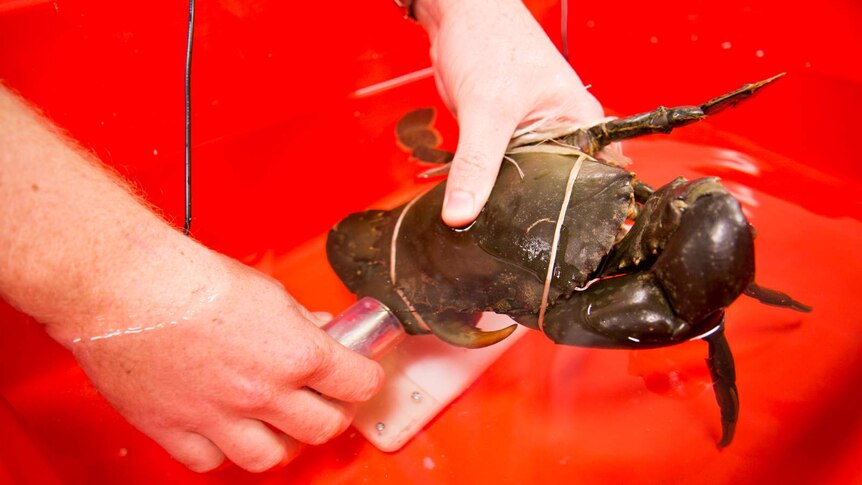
326;149;634;337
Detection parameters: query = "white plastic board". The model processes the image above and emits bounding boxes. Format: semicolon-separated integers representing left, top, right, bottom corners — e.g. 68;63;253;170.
352;313;526;452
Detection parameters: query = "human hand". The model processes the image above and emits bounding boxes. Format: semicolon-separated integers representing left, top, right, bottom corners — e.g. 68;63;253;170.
416;0;605;227
0;83;382;474
48;250;384;473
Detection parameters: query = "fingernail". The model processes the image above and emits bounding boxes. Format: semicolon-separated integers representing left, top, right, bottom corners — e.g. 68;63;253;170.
443;190;475;224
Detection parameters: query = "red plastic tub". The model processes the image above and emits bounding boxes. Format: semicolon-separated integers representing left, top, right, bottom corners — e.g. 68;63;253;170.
1;0;860;483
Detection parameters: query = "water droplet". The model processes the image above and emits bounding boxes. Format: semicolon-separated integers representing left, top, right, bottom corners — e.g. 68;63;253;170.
411;391;422;402
755;49;765;58
375;422;386;433
586;19;595;28
721;41;733;50
690;34;699;42
152;149;158;156
649;36;659;44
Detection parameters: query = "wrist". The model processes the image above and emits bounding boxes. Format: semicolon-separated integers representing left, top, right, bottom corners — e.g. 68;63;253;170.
43;221;225;346
0;84;232;347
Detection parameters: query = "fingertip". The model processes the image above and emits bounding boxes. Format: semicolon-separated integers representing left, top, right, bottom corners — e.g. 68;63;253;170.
442;188;479;227
309;338;386;403
332;354;385;403
443;109;515;227
359;360;386;402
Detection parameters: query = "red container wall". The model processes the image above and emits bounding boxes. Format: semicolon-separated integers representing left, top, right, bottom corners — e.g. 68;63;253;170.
1;1;860;483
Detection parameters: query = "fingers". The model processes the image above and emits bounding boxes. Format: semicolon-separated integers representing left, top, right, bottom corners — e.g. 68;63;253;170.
259;388;355;445
285;299;385;402
154;430;226;473
310;311;333;325
155;388;355;473
442;105;520;227
305;332;385;403
207;419;302;473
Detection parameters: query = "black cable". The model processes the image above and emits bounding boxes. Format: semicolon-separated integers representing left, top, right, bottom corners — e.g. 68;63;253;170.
184;0;195;235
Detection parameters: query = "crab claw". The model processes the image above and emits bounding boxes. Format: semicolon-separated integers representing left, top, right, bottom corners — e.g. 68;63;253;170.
423;310;518;349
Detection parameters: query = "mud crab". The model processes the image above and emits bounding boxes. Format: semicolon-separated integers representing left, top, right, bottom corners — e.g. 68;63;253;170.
326;75;810;447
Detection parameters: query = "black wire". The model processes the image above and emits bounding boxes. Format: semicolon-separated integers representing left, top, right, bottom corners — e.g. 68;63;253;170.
183;0;194;235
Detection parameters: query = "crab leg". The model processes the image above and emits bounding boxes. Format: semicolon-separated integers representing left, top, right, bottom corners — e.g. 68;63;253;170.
744;282;812;312
563;74;785;155
632;179;655;203
704;318;738;448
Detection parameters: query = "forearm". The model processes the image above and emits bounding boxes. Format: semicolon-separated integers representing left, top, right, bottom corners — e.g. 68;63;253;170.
0;84;215;342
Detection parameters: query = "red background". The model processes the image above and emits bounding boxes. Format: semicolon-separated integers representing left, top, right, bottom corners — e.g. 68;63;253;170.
1;0;860;483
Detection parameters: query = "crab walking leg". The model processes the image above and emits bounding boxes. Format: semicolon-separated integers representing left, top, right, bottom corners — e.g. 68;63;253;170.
743;282;812;312
562;74;785;155
700;73;786;115
537;271;739;447
632;179;655;203
704;318;739;448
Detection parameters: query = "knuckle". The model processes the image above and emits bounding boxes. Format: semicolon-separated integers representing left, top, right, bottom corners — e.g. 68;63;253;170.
233;378;277;411
457;82;506;109
452;149;492;179
290;337;329;382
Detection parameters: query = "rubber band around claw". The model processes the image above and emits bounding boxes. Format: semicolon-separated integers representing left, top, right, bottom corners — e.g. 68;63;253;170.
537;154;586;333
390;189;433;332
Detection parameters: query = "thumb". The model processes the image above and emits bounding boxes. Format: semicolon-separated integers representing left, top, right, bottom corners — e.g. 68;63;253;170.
442;105;519;227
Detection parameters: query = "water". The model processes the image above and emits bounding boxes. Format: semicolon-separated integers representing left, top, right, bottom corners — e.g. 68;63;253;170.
2;121;859;485
1;0;859;480
264;138;862;484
